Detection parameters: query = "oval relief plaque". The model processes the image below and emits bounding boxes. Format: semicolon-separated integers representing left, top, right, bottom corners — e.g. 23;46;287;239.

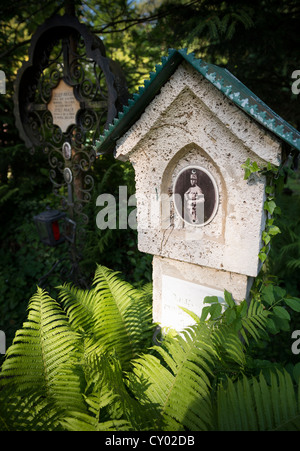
173;166;219;226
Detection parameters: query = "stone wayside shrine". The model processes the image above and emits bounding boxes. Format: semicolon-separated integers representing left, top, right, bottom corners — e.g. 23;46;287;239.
96;49;300;331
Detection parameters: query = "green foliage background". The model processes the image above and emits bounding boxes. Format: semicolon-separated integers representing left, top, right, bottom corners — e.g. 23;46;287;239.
0;0;300;424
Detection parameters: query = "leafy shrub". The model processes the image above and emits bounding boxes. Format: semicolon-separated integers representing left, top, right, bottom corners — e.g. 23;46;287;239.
0;150;152;355
1;265;300;431
0;181;67;352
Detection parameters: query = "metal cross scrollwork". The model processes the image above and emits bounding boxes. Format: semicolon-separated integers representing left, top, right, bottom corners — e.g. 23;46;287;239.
13;14;128;285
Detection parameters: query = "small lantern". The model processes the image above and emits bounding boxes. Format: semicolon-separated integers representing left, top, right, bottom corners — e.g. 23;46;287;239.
34;209;66;247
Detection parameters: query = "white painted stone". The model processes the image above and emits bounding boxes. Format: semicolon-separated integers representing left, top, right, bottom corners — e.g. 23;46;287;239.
115;64;281;166
161;274;224;330
116;64;281;277
153;256;253;331
114;61;282;330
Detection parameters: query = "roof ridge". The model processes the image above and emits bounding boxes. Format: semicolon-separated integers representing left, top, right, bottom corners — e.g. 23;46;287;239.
95;48;179;150
95;49;300;154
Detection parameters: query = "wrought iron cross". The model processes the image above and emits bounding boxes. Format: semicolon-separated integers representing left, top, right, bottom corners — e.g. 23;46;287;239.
13;13;128;285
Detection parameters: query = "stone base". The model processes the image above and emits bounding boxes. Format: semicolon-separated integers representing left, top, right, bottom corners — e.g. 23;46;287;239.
152;255;253;331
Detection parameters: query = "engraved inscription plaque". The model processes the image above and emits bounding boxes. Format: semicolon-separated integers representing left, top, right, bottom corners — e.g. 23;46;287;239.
48;79;80;133
161;275;224;330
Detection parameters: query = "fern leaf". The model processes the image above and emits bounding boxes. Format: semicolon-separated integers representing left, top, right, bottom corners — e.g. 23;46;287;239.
138;282;153;304
212;327;246;368
128;325;216;431
0;288;86;414
62;412;131;431
58;283;96;333
83;352;158;431
0;386;62;431
0;185;19;206
287;258;300;270
241;298;269;344
59;266;154;369
92;265;154;368
217;370;300;431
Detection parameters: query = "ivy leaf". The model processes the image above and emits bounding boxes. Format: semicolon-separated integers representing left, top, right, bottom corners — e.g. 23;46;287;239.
265;186;274;195
264;200;277;215
259;251;267;263
243;168;251;180
262;231;271;245
252;161;259;172
268;225;281;236
242;159;260;180
274;206;281;215
241;158;251;173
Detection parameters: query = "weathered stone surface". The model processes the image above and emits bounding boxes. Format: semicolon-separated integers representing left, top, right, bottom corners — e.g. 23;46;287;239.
113;61;282;330
152;256;253;329
115;63;281;277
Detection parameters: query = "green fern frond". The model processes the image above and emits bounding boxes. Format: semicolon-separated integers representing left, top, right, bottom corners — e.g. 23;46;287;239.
241;298;270;344
138;282;153;303
212;327;246;368
128;325;216;431
95;162;120;194
92;265;154;368
58;283;97;333
3;263;297;432
0;386;62;431
287;258;300;270
97;228;115;254
62;411;132;432
0;288;86;414
0;185;19;206
203;296;269;369
280;240;300;256
217;370;300;431
84;353;126;420
84;352;157;431
58;266;154;369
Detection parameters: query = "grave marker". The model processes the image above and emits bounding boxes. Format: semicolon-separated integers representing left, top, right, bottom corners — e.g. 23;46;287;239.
96;49;300;332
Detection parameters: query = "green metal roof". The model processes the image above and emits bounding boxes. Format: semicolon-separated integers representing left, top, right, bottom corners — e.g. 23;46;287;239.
95;48;300;155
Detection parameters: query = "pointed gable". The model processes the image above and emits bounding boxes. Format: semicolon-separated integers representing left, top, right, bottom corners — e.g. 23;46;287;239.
94;49;300;280
95;48;300;156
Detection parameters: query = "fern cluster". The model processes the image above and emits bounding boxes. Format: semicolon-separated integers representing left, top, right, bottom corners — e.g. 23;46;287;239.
1;265;300;431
